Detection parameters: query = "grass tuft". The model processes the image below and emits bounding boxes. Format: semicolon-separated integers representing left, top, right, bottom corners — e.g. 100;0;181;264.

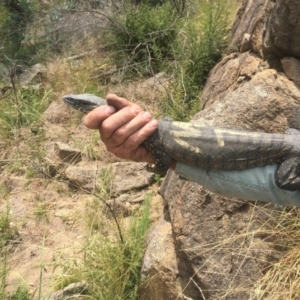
0;88;52;138
55;191;152;299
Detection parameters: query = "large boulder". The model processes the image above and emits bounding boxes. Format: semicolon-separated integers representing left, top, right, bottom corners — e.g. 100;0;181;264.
157;65;300;300
265;0;300;59
230;0;300;59
229;0;274;57
141;0;300;299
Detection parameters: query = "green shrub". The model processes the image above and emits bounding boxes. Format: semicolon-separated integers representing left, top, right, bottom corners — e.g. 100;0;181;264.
9;285;31;300
161;0;233;120
184;0;230;90
0;0;35;64
107;0;185;76
107;0;234;120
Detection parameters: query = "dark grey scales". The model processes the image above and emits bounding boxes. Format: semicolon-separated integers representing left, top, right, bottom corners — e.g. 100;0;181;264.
63;94;300;191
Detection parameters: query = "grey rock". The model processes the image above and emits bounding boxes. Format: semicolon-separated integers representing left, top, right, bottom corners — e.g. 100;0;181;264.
265;0;300;59
49;281;87;300
105;199;132;217
142;72;169;92
139;220;199;300
281;56;300;87
201;52;262;108
45;142;82;165
112;162;155;195
229;0;274;57
44;101;71;124
17;63;46;87
145;1;300;298
65;161;154;195
230;0;300;60
240;33;251;53
54;142;82;164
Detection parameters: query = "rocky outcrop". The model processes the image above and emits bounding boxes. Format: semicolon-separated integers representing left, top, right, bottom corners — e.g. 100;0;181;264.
265;0;300;59
141;0;300;299
229;0;300;60
229;0;274;57
138;220;199;300
281;56;300;88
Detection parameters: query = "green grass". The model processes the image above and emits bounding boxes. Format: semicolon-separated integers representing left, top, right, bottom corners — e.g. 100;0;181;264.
107;0;184;77
0;85;50;179
55;191;153;299
106;0;236;121
9;284;31;300
0;204;14;299
0;88;52;138
0;204;13;249
34;202;50;223
160;0;234;121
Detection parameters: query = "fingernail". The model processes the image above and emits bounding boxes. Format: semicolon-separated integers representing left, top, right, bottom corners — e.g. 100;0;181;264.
131;106;141;115
149;119;158;128
105;105;116;115
142;111;151;120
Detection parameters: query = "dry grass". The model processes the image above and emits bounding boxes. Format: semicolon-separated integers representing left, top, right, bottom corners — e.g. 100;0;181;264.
178;204;300;299
250;207;300;300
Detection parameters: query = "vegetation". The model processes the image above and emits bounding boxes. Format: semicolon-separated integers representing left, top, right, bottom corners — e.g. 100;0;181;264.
107;0;185;76
0;88;52;137
107;0;230;120
56;192;152;299
0;0;236;297
0;0;34;64
249;207;300;300
0;206;30;300
8;1;300;300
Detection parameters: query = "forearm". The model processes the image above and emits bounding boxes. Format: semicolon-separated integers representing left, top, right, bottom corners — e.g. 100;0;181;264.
175;163;300;207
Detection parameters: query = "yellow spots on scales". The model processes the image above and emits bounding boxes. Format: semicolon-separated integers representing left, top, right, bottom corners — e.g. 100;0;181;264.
213;128;261;138
171;122;194;130
170;130;203;153
173;137;203;153
215;133;225;147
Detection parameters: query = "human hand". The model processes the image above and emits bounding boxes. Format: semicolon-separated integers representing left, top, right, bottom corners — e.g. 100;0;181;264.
83;93;158;164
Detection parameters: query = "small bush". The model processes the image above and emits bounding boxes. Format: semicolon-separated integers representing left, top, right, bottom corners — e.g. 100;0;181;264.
0;0;35;65
107;0;185;76
161;0;232;121
107;0;234;120
9;285;31;300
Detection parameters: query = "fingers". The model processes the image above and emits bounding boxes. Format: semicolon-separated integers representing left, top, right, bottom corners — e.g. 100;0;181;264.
84;105;116;129
109;118;158;162
83;93;141;130
83;93;158;164
100;107;148;141
106;94;134;110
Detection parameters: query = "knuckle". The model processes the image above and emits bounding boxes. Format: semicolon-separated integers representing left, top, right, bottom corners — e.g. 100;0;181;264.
100;121;113;133
114;128;126;139
126;135;139;147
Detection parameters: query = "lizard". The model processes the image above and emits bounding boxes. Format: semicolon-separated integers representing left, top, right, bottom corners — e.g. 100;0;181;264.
63;93;300;191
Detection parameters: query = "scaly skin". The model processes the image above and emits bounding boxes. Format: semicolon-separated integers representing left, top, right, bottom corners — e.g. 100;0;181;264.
63;94;300;190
